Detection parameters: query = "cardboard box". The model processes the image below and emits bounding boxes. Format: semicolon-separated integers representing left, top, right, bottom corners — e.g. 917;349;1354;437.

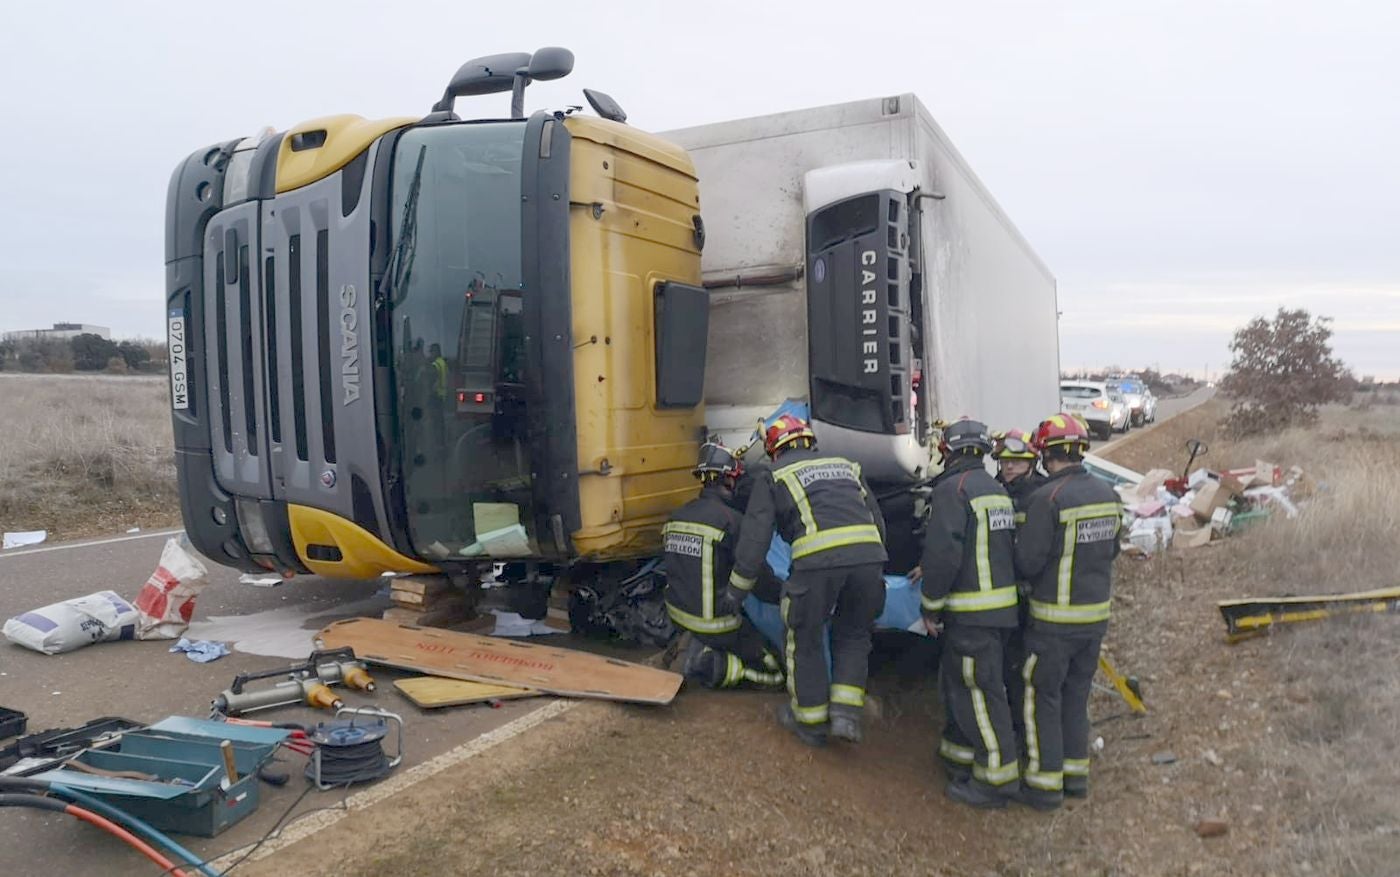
1176;523;1213;549
1190;475;1244;522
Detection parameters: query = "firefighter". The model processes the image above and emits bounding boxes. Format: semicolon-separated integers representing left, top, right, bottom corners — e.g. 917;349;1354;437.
1013;414;1122;810
919;419;1022;808
992;428;1046;747
728;414;888;746
663;441;784;690
993;430;1047;524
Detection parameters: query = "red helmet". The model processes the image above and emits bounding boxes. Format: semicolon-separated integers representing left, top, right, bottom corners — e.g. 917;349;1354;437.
764;414;816;458
992;429;1038;461
1033;413;1092;453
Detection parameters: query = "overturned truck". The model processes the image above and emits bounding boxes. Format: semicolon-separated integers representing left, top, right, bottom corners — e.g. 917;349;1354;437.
164;49;1059;616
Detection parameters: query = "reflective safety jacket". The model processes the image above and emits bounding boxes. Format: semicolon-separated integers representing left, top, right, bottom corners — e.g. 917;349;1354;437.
998;470;1048;527
1014;464;1123;634
730;448;887;590
919;456;1019;628
662;485;746;635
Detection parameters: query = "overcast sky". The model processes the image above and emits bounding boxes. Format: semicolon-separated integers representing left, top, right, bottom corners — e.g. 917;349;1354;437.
2;0;1396;379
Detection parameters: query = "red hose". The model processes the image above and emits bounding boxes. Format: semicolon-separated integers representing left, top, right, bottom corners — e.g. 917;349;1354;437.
64;803;190;877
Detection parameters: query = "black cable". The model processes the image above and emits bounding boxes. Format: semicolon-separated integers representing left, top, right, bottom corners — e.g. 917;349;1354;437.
306;739;391;786
157;782;334;876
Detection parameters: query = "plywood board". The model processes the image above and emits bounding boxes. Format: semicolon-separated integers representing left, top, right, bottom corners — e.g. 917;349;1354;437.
391;576;453;598
393;676;539;709
318;618;681;705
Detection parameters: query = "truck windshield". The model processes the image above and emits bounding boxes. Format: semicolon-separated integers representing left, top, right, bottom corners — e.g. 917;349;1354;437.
385;122;536;561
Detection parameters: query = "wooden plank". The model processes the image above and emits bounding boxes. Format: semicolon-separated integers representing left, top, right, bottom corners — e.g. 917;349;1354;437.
393;676;539;709
317;617;681;705
390;576;454;599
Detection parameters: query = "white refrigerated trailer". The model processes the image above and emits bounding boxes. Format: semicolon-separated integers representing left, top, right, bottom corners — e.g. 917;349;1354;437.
666;94;1060;484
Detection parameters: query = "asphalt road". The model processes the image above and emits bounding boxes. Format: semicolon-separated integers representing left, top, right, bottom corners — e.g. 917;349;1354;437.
0;535;562;876
1095;386;1215;454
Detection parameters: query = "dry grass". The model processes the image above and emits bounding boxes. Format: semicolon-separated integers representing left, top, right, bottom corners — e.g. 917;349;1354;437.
1104;397;1400;875
0;374;178;540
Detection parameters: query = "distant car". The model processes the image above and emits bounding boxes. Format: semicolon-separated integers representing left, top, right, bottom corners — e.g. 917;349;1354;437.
1110;378;1155;426
1060;381;1127;441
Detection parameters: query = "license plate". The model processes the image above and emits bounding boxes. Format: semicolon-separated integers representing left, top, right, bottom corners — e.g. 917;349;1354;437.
168;312;189;410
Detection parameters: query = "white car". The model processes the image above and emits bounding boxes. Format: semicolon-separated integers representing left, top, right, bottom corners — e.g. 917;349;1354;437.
1060;381;1130;441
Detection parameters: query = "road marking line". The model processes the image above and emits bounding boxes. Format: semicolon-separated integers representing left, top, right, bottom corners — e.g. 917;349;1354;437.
213;698;579;868
0;528;185;560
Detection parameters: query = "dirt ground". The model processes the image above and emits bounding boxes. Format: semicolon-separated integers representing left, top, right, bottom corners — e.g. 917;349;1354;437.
232;400;1400;877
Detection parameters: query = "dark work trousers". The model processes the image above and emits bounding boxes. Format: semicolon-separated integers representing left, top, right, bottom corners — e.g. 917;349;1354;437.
1022;628;1103;793
781;563;886;725
1004;598;1031;748
695;619;783;688
939;624;1020;790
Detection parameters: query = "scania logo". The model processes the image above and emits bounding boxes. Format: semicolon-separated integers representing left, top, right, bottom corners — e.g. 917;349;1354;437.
860;249;879;374
340;284;360;405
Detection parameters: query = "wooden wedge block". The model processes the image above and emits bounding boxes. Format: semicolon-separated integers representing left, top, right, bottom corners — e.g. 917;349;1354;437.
317;617;682;705
393;676;538;709
391;576;453;599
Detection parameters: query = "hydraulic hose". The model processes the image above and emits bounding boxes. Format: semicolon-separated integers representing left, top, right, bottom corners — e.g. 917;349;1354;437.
0;776;216;877
0;793;189;877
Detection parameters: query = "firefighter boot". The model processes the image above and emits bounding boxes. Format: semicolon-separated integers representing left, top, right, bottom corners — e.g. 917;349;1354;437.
1012;785;1063;812
1063;776;1089;799
829;706;863;744
682;646;725;689
777;704;828;748
945;779;1010;810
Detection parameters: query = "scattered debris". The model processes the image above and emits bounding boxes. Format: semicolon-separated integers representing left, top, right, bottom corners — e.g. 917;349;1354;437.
132;537;210;640
490;610;566;637
0;717;141;774
1151;751;1178;765
3;591;139;655
237;573;284;587
168;637;230;663
383;575;471;628
125;527;141;534
318;617;684;705
1;530;47;550
1194;818;1230;838
1114;439;1310;555
0;707;28;741
1203;749;1223;767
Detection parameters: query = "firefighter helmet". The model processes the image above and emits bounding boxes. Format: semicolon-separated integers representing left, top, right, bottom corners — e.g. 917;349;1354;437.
764;414;816;458
693;440;742;481
1032;413;1092;453
992;429;1038;460
939;418;993;457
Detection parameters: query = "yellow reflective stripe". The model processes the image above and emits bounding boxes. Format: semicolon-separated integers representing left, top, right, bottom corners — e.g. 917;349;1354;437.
1064;758;1090;777
1055;503;1121;606
962;656;1002;770
701;539;715;618
1024;770;1063;791
662;521;726;540
1057;515;1076;606
1014;511;1027;526
939;739;975;765
1030;600;1112;624
793;703;829;724
742;665;784;687
974;760;1020;786
1058;502;1122;523
921;594;947;612
830;684;865;707
946;586;1018;613
853;461;866;498
665;603;742;634
1022;653;1041;774
969;494;1014;591
729;571;756;591
778;472;819;539
723;653;744;688
762;650;780;671
791;523;882;559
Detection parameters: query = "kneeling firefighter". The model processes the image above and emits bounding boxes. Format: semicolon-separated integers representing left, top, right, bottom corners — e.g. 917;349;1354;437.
729;415;888;747
920;418;1022;808
663;441;784;690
